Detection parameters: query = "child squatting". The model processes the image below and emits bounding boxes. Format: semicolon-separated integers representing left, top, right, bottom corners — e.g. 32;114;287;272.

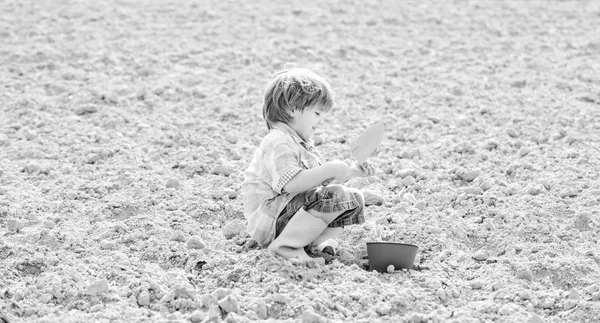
242;65;376;262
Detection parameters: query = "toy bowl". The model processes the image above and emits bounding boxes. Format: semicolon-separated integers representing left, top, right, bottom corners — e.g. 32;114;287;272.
367;242;419;273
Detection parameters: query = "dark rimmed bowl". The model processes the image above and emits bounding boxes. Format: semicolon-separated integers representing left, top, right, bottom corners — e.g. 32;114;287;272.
367;242;419;273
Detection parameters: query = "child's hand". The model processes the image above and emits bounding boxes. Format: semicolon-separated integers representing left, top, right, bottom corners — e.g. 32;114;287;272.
322;160;376;186
351;161;376;178
323;160;353;184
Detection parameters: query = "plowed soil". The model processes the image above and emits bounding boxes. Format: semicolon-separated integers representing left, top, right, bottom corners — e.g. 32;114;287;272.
1;1;600;322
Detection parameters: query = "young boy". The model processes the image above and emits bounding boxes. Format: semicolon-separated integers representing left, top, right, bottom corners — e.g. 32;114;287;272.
241;65;375;261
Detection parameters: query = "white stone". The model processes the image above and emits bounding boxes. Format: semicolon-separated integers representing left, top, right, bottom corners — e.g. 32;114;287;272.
473;250;489;261
217;295;239;314
86;279;109;296
187;236;206;249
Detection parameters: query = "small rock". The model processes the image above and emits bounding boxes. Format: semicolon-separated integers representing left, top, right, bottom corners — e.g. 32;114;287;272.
407;312;427;323
387;265;395;273
528;313;544;323
137;291;150;306
187;236;206;249
401;176;416;186
86;279;109;296
0;133;9;146
39;293;53;304
559;188;578;198
217;295;239;314
189;310;206;323
375;302;392;315
456;169;480;182
100;240;117;250
472;216;483;224
425;226;442;234
567;289;580;300
470;280;483;290
42;220;56;229
527;184;544;196
200;294;216;308
252;301;268;320
161;284;196;303
498;303;516;315
531;135;549;145
479;181;492;191
585;284;599;294
515;268;533;281
472;250;489;261
24;163;41;174
39;232;59;248
51;286;62;298
302;310;326;323
222;220;245;240
541;297;555;309
23;128;37;141
302;257;325;267
396;168;416;179
563;299;577;310
74;104;99;115
592;291;600;301
210;164;235;176
541;181;551;191
511;80;527;88
165;178;180;188
402;192;417;204
572;213;592;231
414;201;427;211
492;282;503;291
212;189;236;200
375;216;389;225
518;147;530;157
7;219;25;232
271;294;289;304
225;134;238;144
453;142;473;154
507;129;519;138
229;150;243;160
517;291;530;300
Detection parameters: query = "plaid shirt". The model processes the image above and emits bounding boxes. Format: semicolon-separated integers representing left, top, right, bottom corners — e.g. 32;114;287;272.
241;122;324;247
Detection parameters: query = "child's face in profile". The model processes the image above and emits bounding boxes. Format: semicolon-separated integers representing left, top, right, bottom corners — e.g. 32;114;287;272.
288;104;325;141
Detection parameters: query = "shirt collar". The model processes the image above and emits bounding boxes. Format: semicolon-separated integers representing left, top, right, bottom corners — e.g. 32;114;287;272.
271;122;315;149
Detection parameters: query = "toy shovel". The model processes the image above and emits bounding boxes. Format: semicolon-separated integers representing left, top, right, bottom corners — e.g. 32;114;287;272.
321;123;385;186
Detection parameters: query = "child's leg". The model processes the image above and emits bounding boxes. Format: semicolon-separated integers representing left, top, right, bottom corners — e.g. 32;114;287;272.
305;186;365;253
268;207;330;261
269;185;364;260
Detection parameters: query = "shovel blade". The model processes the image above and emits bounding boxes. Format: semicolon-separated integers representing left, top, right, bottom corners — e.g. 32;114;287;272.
350;123;385;163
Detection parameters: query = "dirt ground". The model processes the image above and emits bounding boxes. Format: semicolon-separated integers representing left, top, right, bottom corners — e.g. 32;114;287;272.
1;0;600;322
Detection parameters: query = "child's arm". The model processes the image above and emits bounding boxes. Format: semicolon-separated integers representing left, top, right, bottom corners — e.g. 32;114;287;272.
283;160;353;194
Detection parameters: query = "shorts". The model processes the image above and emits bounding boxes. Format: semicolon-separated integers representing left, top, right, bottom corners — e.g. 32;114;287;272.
275;184;365;238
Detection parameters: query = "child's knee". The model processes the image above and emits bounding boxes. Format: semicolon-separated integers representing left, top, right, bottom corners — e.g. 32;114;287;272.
305;185;364;220
325;185;361;201
329;185;365;214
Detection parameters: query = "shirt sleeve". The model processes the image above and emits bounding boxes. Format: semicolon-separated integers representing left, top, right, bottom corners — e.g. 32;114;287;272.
264;142;302;194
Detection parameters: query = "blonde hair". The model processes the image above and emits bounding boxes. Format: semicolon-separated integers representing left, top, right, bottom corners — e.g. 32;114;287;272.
262;64;334;129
